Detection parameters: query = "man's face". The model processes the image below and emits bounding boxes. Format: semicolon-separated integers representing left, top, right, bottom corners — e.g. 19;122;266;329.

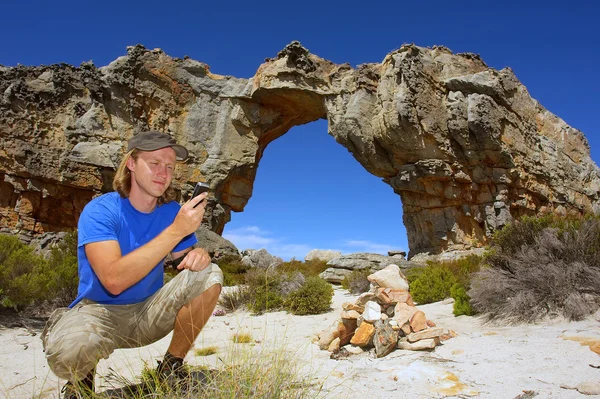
128;147;177;198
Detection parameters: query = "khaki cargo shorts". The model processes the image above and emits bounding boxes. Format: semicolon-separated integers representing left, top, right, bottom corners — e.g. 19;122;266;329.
41;264;223;381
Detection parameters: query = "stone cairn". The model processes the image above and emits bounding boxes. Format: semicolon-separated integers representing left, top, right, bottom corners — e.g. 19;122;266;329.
316;264;455;358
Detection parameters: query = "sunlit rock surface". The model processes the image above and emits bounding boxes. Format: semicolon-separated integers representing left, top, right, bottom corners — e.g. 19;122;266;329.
1;42;598;257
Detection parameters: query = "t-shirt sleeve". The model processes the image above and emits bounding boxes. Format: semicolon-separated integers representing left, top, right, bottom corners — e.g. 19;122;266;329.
78;199;120;246
173;232;198;253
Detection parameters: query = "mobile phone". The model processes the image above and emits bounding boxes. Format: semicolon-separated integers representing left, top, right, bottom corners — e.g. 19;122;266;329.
191;182;210;207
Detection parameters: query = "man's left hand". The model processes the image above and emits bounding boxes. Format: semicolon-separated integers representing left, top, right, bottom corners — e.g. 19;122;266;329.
177;248;211;271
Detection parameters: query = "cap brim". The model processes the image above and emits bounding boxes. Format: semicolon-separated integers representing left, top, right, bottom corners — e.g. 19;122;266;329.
131;144;189;161
172;145;189;161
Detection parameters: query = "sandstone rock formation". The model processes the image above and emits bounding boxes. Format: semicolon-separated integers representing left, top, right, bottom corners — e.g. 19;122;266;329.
1;42;599;257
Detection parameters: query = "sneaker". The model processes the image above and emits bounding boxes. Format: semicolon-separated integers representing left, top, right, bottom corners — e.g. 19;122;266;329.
155;353;210;389
60;369;95;399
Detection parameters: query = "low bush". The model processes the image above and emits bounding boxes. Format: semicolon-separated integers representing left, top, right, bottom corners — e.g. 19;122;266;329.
451;283;474;316
216;255;252;286
406;264;458;304
217;261;333;316
45;231;79;308
406;255;482;316
277;258;329;277
219;286;253;313
0;232;79;312
341;269;371;294
0;236;51;310
284;276;333;315
469;215;600;323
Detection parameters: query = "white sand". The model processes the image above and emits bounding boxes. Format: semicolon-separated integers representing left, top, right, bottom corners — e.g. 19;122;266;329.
1;286;599;398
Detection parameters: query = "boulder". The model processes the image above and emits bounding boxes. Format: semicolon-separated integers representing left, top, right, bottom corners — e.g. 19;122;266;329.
373;320;399;358
367;264;409;290
327;253;415;271
319;267;352;284
397;338;438;351
350;322;375;347
362;301;382;323
240;248;283;269
195;227;240;259
305;249;342;262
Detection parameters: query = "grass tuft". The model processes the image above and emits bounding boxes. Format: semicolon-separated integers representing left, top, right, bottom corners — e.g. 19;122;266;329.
195;346;218;356
232;333;253;344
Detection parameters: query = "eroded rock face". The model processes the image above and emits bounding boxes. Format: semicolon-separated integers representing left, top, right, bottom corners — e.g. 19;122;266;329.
1;42;599;257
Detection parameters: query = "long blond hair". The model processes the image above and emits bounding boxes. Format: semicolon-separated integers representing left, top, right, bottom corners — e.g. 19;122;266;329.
112;149;177;206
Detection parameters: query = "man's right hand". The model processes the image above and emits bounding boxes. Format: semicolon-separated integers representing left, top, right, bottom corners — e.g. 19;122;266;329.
171;192;208;237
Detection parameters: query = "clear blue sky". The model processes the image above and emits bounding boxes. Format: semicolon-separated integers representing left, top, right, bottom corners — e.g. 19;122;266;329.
2;0;598;260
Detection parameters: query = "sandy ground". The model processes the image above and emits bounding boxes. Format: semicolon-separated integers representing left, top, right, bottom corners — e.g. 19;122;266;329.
1;286;599;399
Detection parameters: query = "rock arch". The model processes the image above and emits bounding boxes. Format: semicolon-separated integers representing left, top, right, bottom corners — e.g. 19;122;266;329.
1;42;598;257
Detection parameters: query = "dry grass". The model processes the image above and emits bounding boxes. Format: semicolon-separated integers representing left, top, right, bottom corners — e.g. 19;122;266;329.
97;341;322;399
232;333;253;344
469;216;600;323
195;346;218;356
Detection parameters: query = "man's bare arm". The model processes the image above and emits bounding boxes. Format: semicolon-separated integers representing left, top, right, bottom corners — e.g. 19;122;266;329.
86;193;207;295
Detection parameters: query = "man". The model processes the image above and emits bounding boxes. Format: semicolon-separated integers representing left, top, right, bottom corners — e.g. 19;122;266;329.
41;131;223;397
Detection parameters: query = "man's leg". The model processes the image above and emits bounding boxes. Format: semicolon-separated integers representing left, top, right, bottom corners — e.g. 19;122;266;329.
42;302;125;387
167;283;221;358
136;264;224;354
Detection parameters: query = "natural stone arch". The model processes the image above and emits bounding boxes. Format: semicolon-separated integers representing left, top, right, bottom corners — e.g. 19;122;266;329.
1;42;599;257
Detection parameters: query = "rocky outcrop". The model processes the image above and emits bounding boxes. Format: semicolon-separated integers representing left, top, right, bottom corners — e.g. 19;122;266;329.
304;249;342;262
240;248;283;269
194;227;240;259
2;42;599;257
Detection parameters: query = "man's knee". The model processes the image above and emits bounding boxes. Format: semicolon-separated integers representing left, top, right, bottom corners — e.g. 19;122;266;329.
45;330;115;381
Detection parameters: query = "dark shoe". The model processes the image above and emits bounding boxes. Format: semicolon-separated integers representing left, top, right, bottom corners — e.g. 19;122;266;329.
156;352;187;382
155;353;210;389
61;369;95;398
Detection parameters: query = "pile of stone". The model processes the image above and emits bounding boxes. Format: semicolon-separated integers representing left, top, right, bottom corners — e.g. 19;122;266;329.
316;264;454;358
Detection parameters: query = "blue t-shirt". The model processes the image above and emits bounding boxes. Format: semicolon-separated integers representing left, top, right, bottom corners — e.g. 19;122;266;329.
71;192;197;307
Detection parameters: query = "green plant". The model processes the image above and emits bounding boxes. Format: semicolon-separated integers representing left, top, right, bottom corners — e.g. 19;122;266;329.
341;269;371;294
451;283;474;316
407;264;458;304
45;231;79;308
276;258;329;277
250;287;285;314
216;255;252;286
284;276;333;315
0;232;79;312
0;235;51;310
406;255;482;306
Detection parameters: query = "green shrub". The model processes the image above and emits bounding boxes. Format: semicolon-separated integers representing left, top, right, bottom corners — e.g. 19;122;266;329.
250;287;284;314
276;258;329;277
470;215;600;323
0;232;79;312
407;264;458;304
284;276;333;315
0;235;54;310
341;269;371;294
451;283;474;316
45;231;79;308
215;260;335;316
407;255;482;306
216;255;251;286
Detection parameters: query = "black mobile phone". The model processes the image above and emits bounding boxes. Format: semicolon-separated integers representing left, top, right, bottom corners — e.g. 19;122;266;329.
191;182;210;207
